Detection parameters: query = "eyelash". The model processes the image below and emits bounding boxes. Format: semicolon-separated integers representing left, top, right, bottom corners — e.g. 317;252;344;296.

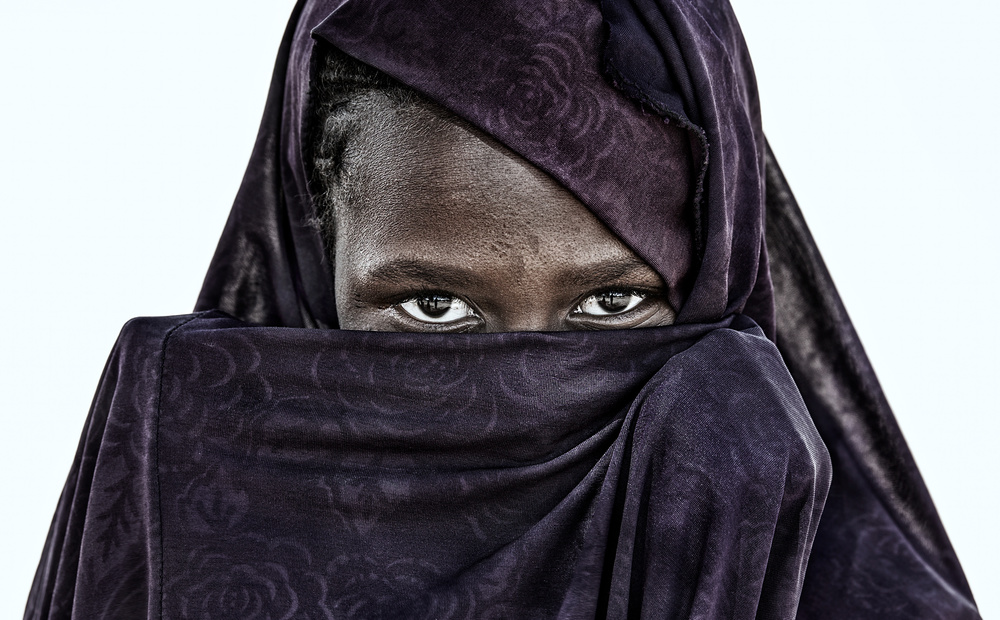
394;289;470;307
393;290;481;322
400;293;476;322
572;288;651;315
392;287;656;324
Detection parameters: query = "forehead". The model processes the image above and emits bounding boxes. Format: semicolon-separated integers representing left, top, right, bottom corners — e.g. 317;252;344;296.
313;0;696;300
334;104;649;279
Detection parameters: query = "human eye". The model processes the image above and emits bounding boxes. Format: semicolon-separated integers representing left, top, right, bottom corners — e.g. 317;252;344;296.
398;293;477;324
574;290;646;317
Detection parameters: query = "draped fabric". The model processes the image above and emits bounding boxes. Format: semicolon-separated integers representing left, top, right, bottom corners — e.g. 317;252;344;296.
763;149;978;617
26;0;979;618
26;313;830;618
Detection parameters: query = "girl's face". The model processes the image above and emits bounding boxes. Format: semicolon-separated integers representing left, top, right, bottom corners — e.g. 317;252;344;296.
332;106;685;333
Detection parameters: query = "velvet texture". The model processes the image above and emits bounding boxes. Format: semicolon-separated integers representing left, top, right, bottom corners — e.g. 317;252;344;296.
26;0;979;618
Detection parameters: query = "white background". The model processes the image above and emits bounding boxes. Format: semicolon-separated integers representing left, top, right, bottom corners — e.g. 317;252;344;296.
1;1;996;616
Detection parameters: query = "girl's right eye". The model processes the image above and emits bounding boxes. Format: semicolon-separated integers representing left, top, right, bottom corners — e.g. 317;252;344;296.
399;294;476;324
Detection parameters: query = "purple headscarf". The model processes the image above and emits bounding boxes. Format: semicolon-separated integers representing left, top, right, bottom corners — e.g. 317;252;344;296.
195;0;774;336
26;0;979;618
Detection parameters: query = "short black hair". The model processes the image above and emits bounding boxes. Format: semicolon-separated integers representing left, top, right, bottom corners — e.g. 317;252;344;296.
309;44;427;259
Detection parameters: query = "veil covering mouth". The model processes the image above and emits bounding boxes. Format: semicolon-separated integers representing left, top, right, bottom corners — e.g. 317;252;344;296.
25;0;979;618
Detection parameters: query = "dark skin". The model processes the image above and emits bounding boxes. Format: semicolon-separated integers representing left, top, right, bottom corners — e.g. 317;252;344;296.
333;105;684;333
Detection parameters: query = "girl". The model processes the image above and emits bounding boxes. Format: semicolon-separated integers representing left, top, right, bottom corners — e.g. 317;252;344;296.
24;0;981;617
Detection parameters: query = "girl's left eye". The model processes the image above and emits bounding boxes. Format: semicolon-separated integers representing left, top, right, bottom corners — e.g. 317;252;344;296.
399;294;476;323
576;291;646;316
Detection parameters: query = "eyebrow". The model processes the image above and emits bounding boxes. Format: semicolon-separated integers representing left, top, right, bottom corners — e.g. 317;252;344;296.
363;259;485;290
361;256;663;290
560;256;662;288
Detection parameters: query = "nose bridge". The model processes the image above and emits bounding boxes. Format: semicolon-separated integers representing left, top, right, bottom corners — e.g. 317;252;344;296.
485;271;568;332
496;309;563;332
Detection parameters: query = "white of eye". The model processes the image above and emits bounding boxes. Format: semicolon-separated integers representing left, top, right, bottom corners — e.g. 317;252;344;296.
576;291;646;316
399;295;476;324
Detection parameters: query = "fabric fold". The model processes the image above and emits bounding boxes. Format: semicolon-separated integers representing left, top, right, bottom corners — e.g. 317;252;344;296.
28;313;832;618
27;0;981;617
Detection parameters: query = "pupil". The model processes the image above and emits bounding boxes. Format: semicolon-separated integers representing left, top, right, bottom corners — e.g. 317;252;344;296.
597;292;630;312
417;295;453;318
